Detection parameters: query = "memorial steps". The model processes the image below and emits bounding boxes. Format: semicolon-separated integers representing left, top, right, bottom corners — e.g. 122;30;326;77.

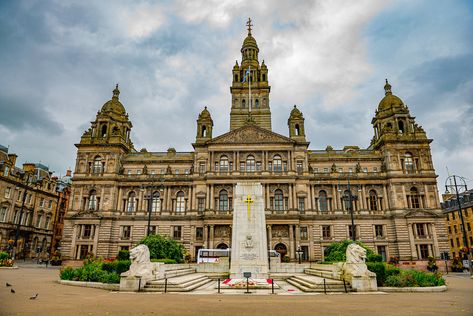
286;274;351;293
143;269;213;292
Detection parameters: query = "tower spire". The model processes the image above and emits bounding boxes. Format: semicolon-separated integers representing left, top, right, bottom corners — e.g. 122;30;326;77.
246;17;253;35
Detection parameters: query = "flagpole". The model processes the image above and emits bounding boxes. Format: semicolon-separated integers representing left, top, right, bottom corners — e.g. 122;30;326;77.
249;65;252;113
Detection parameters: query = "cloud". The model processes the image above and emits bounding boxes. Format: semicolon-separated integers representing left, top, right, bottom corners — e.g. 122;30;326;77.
0;0;472;191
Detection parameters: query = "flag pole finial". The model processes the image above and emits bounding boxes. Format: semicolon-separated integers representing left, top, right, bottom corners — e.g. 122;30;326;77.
246;18;253;35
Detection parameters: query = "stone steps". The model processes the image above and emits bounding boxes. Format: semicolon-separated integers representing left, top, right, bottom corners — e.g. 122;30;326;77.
304;268;337;280
143;273;212;292
286;274;351;293
164;268;196;278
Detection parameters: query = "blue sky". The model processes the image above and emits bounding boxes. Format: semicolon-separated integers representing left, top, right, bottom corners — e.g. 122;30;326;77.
0;0;472;192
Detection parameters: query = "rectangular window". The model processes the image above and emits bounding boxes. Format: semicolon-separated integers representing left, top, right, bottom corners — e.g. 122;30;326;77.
5;187;11;198
17;190;22;202
45;216;51;229
83;224;92;239
36;214;42;227
296;161;303;174
322;225;331;240
240;162;245;172
416;223;426;237
256;161;261;171
450;239;454;247
40;198;45;208
298;197;305;211
199;162;205;174
456;238;460;247
48;200;53;209
419;244;429;259
0;206;7;222
452;212;456;220
196;227;204;240
197;198;205;212
173;226;182;239
348;225;358;239
323;167;329;173
375;225;384;238
363;167;368;172
121;226;131;240
148;226;157;235
338;168;343;173
300;226;308;240
377;246;387;261
348;168;353;173
313;168;318;173
79;245;90;260
137;169;142;175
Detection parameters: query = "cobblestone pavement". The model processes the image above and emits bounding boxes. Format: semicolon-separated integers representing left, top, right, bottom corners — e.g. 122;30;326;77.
1;263;472;316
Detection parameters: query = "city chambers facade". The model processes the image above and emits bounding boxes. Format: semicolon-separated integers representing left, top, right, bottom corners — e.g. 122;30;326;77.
62;24;448;262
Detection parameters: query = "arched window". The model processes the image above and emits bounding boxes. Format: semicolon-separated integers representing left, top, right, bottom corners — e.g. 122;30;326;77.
93;156;103;174
274;189;284;211
151;191;160;212
398;120;405;133
127;191;136;212
219;190;229;211
101;124;107;138
176;191;185;213
295;124;300;136
255;99;259;108
369;190;378;211
201;125;207;138
319;190;328;212
262;74;266;81
410;187;420;209
404;152;414;172
219;156;229;172
242;99;246;108
234;74;238;82
88;190;97;210
246;155;255;172
273;155;282;172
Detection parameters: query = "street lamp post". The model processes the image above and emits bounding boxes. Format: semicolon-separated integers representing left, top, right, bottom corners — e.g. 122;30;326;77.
143;176;164;237
445;175;472;276
296;246;303;264
338;174;359;242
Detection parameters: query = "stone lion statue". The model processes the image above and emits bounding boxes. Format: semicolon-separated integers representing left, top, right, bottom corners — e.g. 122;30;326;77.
121;244;153;277
343;243;374;277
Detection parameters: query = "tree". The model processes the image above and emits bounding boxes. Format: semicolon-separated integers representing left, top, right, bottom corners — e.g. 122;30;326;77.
139;235;185;263
324;239;382;262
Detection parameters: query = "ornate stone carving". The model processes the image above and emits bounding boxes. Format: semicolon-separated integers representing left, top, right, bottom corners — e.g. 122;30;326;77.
214;225;230;238
210;125;294;144
342;243;377;291
272;225;289;238
121;244;153;278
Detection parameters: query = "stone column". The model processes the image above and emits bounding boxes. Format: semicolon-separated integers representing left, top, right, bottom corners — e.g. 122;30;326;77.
209;225;215;248
309;225;314;260
70;224;78;259
206;185;210;209
93;224;100;256
407;223;418;259
267;225;272;250
288;184;293;209
203;224;208;248
431;224;440;257
289;224;295;259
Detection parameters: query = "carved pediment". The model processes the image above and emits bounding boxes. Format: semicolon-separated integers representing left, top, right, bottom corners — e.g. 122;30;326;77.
209;125;295;145
70;210;102;219
404;209;440;218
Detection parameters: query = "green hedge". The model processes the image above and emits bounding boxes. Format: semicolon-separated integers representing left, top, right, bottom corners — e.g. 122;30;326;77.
139;235;184;263
102;260;131;274
151;258;177;264
0;251;9;260
384;270;445;287
366;262;400;286
60;260;126;284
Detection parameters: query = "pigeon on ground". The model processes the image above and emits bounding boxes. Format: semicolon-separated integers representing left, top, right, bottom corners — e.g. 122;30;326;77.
10;289;15;293
6;282;12;287
30;293;38;300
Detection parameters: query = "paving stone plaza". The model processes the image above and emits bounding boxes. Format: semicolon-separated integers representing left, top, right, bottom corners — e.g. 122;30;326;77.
0;263;472;316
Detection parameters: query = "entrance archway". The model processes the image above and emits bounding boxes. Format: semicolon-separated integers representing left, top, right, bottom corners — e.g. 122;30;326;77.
274;243;287;257
216;243;228;249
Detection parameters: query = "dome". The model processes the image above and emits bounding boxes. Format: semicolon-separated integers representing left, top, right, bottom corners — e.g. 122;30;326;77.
241;34;259;52
377;79;405;111
290;105;303;118
100;85;126;115
198;106;211;119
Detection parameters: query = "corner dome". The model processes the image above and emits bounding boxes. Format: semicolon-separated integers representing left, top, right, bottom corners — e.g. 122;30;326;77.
241;34;259;51
377;79;405;111
198;106;211;119
290;105;303;118
101;85;126;115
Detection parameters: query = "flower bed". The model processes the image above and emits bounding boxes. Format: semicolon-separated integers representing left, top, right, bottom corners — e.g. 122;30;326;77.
0;251;15;267
367;262;445;287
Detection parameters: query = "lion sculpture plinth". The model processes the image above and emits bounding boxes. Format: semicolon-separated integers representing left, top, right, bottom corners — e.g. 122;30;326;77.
342;243;377;292
119;244;155;291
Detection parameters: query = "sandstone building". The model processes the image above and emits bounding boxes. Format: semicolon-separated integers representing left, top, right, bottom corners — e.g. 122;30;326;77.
441;189;473;259
0;145;71;259
62;24;448;262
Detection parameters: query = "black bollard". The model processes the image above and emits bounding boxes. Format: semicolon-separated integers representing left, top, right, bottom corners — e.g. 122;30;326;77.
138;277;142;292
246;277;249;294
343;279;347;293
164;278;168;293
271;279;274;294
323;278;327;294
218;278;221;294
